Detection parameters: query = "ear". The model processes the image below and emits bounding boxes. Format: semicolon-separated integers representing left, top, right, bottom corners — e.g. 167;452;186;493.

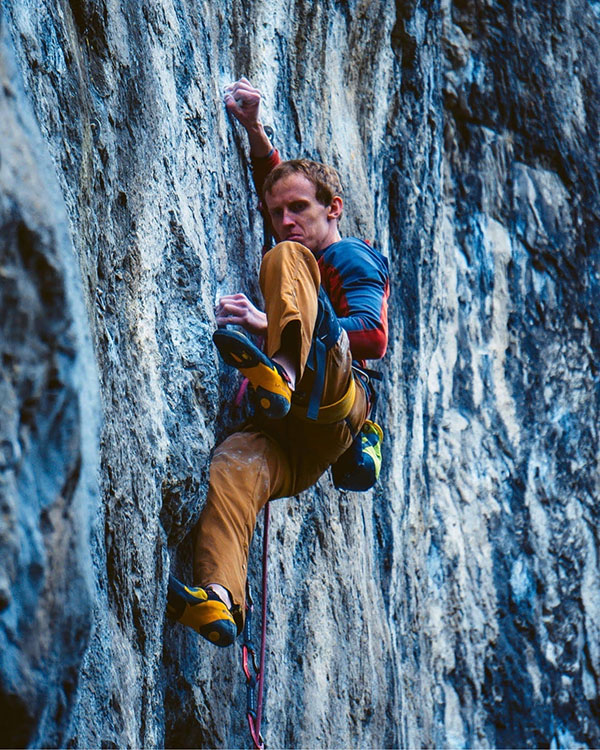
327;196;343;221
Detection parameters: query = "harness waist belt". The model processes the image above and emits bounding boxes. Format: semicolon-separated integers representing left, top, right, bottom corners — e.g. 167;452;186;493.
290;375;356;424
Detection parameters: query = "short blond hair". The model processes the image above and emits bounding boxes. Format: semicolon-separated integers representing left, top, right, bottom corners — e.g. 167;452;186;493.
263;159;344;207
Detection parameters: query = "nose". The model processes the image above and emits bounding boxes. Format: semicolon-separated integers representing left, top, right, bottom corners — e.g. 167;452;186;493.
281;208;295;227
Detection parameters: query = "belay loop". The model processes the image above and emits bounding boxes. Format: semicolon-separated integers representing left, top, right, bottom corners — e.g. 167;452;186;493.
242;501;270;749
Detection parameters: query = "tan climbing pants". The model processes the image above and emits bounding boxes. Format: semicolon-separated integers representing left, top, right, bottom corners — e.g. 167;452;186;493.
193;241;368;622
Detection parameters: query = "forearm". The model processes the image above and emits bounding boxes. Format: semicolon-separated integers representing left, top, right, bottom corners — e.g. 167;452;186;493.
224;78;279;190
246;122;274;158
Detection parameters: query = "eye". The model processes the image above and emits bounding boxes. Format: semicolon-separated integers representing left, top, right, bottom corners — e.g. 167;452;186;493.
290;201;307;212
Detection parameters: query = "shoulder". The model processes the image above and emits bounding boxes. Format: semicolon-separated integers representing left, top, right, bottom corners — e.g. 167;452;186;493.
320;237;389;277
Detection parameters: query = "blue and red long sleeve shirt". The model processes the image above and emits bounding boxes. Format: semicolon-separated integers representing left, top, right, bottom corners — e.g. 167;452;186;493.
252;150;390;364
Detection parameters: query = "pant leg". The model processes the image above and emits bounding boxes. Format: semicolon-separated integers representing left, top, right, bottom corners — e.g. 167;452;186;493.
259;241;321;376
193;362;367;619
193;431;290;617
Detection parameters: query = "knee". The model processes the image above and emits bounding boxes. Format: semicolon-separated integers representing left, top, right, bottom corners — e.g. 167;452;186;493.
260;241;320;289
209;434;268;487
263;241;311;270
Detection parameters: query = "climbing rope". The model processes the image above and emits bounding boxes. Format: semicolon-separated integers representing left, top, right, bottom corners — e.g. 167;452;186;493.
242;501;270;749
240;126;274;749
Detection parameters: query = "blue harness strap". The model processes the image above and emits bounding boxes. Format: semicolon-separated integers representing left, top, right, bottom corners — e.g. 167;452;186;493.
303;287;342;420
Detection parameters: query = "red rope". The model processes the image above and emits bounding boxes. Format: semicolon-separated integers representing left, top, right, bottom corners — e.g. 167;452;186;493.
236;335;270;748
244;501;270;749
234;377;249;407
256;501;270;733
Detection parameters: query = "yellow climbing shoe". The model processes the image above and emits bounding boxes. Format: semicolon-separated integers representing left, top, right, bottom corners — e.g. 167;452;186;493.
213;329;292;418
166;574;237;647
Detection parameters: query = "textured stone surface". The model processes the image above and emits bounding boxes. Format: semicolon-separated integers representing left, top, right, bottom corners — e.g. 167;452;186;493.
0;11;100;747
1;0;599;747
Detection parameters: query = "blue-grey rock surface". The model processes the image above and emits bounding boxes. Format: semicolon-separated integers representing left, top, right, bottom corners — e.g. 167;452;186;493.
1;0;599;748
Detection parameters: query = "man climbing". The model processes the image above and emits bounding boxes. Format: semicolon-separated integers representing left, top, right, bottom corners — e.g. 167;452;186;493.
167;78;390;646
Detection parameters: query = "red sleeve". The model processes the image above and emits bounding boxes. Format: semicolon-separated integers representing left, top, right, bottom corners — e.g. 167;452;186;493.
250;148;282;197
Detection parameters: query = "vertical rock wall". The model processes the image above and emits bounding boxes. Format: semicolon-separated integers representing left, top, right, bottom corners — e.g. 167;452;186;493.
420;2;600;746
0;0;598;747
0;13;100;747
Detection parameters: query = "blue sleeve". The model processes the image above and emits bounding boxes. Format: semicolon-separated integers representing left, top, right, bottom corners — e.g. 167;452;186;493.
319;238;390;360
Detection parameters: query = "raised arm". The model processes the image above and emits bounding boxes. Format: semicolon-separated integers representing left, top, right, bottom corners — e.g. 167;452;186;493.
224;77;281;196
224;78;272;156
216;78;275;336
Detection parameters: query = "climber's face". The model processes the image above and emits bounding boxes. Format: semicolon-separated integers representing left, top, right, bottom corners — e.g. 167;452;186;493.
264;174;342;254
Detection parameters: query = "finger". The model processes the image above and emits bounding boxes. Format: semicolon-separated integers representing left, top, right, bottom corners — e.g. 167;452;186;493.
224;92;240;108
231;80;262;99
218;293;247;304
225;102;240;118
233;77;255;91
226;77;262;98
224;77;251;89
224;96;250;118
217;301;246;318
216;302;233;317
216;305;240;320
224;85;253;103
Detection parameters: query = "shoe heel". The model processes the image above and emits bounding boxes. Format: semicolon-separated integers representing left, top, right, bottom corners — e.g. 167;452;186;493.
255;386;290;419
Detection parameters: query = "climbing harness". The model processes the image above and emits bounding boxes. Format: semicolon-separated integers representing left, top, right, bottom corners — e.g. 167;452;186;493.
288;286;356;423
241;501;270;749
290;372;355;424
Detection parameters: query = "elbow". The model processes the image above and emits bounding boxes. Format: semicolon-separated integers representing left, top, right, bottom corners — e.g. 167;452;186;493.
367;329;388;359
349;327;388;360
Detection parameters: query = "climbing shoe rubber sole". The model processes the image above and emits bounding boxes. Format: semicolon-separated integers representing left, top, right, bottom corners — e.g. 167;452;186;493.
167;574;237;647
212;329;292;419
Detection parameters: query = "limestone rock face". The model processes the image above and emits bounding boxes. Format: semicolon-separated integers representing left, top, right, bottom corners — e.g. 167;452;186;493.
1;0;599;748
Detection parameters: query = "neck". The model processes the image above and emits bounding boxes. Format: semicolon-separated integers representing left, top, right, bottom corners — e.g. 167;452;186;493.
317;226;341;253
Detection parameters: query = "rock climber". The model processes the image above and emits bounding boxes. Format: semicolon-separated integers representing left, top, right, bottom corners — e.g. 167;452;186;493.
166;77;390;646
